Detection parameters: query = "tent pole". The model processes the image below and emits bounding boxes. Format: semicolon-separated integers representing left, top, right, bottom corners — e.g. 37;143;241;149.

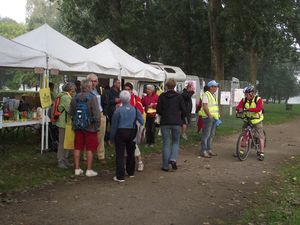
40;70;46;154
45;69;49;150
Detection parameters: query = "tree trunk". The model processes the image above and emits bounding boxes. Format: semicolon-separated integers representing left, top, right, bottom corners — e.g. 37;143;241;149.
182;0;192;74
249;47;258;86
208;0;224;81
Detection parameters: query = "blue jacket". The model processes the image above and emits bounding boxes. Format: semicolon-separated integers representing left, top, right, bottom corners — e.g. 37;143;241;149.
110;103;144;140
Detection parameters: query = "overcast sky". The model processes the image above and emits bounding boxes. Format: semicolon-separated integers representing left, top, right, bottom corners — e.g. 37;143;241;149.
0;0;26;23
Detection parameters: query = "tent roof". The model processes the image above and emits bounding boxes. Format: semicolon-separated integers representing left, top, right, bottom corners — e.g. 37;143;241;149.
88;39;165;81
0;35;47;69
14;24;119;75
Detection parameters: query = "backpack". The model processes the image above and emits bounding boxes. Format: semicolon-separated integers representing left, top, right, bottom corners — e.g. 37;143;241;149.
51;95;64;122
243;96;264;114
72;93;94;130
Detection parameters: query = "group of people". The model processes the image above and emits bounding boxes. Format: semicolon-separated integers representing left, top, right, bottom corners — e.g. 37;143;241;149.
50;75;265;182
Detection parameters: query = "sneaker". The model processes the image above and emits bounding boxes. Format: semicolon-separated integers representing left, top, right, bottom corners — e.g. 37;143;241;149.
182;133;188;140
58;160;68;169
86;170;98;177
128;175;135;178
137;161;144;172
113;176;125;183
169;161;177;170
201;151;212;158
208;150;217;156
161;168;169;172
74;168;84;176
257;152;265;161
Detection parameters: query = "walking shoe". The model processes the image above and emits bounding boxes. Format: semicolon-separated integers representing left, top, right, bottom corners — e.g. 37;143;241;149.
113;176;125;183
137;161;144;172
161;168;169;172
86;170;98;177
208;150;217;156
201;151;212;158
128;175;135;178
182;133;188;140
169;161;178;170
58;160;68;169
257;152;265;161
74;168;84;176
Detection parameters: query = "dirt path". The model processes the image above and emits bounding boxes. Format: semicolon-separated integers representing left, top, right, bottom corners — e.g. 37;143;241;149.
0;118;300;225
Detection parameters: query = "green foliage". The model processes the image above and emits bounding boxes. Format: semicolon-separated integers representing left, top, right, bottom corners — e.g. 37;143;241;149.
239;157;300;225
0;17;27;39
0;69;39;90
26;0;61;30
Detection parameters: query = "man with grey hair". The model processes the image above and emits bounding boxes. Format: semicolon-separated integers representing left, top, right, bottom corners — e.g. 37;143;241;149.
70;79;100;177
87;73;106;164
141;84;158;147
110;90;144;182
53;82;75;169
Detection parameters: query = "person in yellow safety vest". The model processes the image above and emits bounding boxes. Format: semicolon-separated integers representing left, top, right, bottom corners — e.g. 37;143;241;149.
198;80;221;158
235;85;265;160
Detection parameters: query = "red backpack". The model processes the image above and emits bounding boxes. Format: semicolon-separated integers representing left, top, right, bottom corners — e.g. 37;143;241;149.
50;96;64;122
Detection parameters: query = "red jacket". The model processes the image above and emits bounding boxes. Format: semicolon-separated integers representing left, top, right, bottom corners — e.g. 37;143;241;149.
236;97;263;113
141;93;158;118
130;94;144;114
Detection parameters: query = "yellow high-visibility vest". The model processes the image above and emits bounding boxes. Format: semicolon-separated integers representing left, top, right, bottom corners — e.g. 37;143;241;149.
244;96;264;124
199;91;220;119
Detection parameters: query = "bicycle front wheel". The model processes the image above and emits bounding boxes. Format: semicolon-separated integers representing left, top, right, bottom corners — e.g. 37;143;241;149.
236;132;251;161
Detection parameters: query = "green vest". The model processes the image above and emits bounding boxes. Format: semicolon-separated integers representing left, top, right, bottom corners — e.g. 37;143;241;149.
244;96;264;124
199;91;220;119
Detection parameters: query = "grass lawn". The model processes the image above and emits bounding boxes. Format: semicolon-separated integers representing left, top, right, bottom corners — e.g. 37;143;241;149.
0;103;300;223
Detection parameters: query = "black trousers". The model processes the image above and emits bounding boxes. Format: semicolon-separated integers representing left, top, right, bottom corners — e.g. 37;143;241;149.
145;117;156;145
115;128;137;179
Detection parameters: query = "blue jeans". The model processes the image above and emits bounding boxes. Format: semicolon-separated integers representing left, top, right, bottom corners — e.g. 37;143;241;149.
201;118;217;153
160;125;181;170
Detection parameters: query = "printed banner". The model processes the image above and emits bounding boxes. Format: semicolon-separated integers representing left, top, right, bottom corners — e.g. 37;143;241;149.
39;88;52;108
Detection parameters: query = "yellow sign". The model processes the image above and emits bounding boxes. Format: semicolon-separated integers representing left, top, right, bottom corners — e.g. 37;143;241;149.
39;88;52;108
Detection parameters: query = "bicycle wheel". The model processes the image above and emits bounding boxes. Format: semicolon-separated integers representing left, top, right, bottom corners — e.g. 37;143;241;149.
263;130;267;148
236;132;251;161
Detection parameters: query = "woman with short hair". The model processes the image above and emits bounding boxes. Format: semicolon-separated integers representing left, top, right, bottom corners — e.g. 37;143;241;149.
110;90;144;182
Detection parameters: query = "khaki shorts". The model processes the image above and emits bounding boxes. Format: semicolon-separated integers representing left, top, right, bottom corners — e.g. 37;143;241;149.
243;122;265;139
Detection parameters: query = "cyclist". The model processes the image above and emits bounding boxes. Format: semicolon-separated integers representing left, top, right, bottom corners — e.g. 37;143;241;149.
235;86;265;160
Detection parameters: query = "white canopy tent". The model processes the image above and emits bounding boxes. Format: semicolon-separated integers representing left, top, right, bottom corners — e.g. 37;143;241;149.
88;39;165;81
0;35;49;152
0;35;47;69
14;24;119;76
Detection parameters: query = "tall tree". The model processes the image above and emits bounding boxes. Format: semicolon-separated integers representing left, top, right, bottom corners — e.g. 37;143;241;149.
208;0;224;80
0;17;27;39
26;0;61;30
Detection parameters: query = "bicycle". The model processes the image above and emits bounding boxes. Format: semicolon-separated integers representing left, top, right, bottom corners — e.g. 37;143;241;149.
236;112;266;161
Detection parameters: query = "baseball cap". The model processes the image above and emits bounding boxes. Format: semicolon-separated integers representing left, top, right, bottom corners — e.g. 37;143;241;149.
207;80;219;87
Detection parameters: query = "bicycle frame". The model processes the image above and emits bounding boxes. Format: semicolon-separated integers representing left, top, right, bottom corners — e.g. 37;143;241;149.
236;113;262;161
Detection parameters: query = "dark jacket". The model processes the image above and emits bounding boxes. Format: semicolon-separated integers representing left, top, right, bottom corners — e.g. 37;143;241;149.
107;87;120;120
157;90;187;126
181;88;194;114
